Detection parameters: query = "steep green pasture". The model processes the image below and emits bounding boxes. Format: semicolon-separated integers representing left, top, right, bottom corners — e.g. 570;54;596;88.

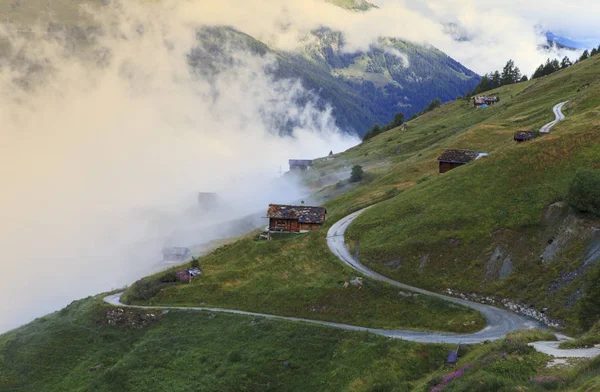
0;295;453;392
124;231;484;333
345;55;600;326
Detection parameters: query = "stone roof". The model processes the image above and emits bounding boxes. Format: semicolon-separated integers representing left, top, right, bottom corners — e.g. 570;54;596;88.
266;204;327;224
289;159;313;167
437;149;481;164
514;131;535;141
474;96;499;104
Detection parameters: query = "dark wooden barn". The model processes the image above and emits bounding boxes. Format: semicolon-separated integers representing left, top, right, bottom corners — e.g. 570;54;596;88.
289;159;313;171
514;131;535;143
437;149;482;174
266;204;327;233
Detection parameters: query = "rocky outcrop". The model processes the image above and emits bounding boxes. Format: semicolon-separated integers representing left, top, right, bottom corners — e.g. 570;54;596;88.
485;246;513;280
103;308;160;328
445;288;564;328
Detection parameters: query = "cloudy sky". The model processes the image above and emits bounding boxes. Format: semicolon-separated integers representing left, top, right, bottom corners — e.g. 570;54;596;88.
168;0;596;74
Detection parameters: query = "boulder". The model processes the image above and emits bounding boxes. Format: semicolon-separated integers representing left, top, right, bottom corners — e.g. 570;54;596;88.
349;277;364;288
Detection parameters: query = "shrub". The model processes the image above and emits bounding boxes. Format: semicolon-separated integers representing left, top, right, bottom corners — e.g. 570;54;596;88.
127;280;177;301
159;271;178;283
577;263;600;329
350;165;364;183
568;169;600;216
190;257;200;269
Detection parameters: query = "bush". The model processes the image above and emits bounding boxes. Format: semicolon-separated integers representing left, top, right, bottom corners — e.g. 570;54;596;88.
350;165;364;183
568;169;600;216
159;271;178;283
190;257;199;269
577;263;600;329
127;280;177;301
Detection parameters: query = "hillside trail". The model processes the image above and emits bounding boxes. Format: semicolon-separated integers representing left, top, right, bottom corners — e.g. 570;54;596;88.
326;208;600;358
105;102;599;357
540;101;569;133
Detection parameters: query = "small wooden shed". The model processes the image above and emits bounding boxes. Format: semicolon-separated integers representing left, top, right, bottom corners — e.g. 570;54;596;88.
266;204;327;233
473;96;499;108
289;159;313;171
514;131;535;143
437;149;481;174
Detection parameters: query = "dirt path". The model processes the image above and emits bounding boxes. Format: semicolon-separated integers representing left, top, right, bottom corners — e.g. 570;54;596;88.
540;101;568;133
327;208;599;357
103;201;598;356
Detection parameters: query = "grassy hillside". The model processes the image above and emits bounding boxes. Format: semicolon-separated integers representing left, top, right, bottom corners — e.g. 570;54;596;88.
3;296;599;391
123;232;484;333
0;295;454;391
331;54;600;328
4;5;600;389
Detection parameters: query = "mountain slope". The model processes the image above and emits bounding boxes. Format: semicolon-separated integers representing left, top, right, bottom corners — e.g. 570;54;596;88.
304;54;600;330
4;57;600;391
298;29;480;131
191;26;479;135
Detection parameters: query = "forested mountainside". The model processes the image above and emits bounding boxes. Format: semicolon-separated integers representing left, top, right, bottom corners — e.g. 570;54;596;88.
0;1;480;136
190;26;480;135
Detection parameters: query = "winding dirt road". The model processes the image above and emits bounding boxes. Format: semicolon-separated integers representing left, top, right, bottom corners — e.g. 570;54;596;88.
326;208;539;344
103;206;599;355
104;101;600;355
104;208;540;344
540;101;569;133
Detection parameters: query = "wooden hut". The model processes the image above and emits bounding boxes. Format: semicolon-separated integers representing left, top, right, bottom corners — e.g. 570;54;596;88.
289;159;313;171
266;204;327;233
437;149;482;174
473;96;499;108
514;131;535;143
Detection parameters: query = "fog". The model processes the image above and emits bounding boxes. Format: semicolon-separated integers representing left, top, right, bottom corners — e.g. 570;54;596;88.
0;2;358;332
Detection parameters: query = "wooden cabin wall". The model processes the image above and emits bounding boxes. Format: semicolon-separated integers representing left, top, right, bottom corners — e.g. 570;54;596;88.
439;162;465;174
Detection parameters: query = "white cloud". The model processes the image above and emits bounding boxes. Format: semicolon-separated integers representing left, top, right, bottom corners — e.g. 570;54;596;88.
165;0;594;74
0;2;357;332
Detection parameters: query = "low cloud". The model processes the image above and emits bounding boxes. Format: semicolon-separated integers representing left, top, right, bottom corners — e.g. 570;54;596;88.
169;0;591;74
0;2;357;332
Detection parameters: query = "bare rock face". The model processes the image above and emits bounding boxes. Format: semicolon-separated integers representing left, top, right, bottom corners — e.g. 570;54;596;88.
485;247;513;280
541;238;560;264
499;257;514;280
485;246;504;280
583;229;600;266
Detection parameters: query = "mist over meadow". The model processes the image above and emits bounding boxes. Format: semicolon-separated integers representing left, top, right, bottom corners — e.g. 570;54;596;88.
0;2;357;332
